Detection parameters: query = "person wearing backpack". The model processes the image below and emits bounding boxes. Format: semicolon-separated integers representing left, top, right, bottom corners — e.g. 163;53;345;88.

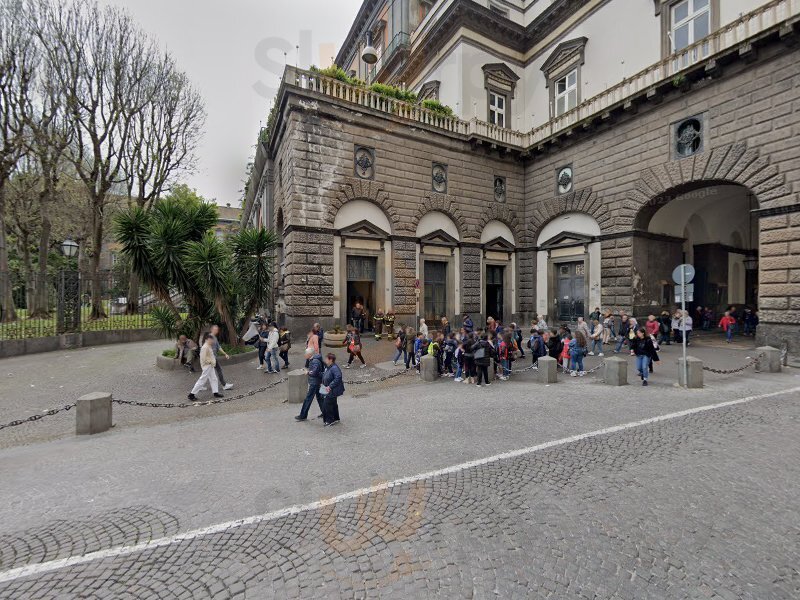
529;328;546;367
474;334;494;387
454;339;465;382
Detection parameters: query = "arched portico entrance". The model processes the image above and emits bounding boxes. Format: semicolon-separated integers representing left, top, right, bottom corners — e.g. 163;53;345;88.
632;183;759;317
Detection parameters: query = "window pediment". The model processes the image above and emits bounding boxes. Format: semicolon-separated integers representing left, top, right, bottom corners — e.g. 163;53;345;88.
339;219;389;240
540;36;588;79
418;80;440;102
420;229;459;247
539;231;593;250
483;236;515;252
482;62;520;97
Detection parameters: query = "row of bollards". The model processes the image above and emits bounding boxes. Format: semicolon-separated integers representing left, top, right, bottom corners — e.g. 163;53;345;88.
74;347;784;436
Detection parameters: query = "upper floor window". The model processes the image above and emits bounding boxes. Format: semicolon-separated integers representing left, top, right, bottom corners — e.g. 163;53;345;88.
670;0;710;52
540;37;586;120
482;63;518;129
489;91;506;127
657;0;718;59
554;69;578;117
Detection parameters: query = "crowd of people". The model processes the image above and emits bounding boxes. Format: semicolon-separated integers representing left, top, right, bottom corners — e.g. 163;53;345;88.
176;302;759;414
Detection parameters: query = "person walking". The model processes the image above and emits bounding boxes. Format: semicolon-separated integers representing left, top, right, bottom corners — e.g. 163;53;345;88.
188;334;223;400
256;323;269;370
209;325;234;390
306;327;320;356
265;322;281;373
474;334;493;386
718;311;737;343
404;326;416;369
631;328;660;386
351;302;364;332
321;353;345;427
497;334;510;381
295;348;325;421
602;312;614;344
392;327;407;366
345;325;366;368
645;315;660;340
278;326;291;369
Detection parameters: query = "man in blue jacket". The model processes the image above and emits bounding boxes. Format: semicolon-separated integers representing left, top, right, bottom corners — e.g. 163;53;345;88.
462;313;474;334
321;353;345;427
295;348;325;421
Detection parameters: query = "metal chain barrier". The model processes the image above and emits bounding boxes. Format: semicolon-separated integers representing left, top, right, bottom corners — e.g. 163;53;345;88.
344;368;413;385
703;353;764;375
0;404;76;431
111;377;289;409
555;361;606;375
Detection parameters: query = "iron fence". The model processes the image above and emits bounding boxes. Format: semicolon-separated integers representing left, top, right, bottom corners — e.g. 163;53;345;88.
0;270;156;340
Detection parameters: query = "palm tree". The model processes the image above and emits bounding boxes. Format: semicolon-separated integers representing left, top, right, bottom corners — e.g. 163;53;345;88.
229;227;278;326
114;196;278;345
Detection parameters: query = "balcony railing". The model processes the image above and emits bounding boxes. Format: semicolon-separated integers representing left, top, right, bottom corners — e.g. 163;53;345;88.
369;32;411;81
283;0;799;151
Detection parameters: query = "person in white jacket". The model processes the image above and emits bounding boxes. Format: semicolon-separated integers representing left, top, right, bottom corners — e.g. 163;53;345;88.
265;322;281;373
188;334;223;400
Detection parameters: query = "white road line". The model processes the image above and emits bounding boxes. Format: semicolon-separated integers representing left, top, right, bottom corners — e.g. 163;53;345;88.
1;385;798;585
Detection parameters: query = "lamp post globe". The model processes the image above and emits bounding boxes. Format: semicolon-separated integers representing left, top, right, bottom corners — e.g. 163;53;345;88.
61;238;79;259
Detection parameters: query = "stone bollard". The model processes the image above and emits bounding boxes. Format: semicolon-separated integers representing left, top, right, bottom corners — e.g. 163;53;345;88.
286;369;308;404
678;356;704;389
76;392;113;435
604;356;628;386
420;355;439;382
537;356;557;384
756;346;782;373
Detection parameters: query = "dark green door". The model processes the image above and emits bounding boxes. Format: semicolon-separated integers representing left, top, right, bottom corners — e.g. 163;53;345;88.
423;261;447;323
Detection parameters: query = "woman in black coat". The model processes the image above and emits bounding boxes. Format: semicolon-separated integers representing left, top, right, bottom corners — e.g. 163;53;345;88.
631;329;659;386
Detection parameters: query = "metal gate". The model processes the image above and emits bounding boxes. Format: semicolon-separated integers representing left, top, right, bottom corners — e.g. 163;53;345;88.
556;261;585;322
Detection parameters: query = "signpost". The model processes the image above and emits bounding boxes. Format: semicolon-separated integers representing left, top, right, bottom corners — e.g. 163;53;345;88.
672;264;695;388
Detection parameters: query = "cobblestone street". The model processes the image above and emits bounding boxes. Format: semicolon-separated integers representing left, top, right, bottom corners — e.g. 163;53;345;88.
0;385;798;599
0;334;799;598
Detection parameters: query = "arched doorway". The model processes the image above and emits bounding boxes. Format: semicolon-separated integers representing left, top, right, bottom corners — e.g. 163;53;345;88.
333;200;393;330
633;183;758;317
416;211;461;324
535;212;602;322
481;221;516;323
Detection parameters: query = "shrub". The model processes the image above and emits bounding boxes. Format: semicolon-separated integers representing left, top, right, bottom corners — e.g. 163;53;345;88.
309;65;364;87
162;349;177;358
369;82;417;103
421;99;454;116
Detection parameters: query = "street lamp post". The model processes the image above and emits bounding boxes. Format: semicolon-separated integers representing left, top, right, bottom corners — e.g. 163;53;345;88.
57;238;81;335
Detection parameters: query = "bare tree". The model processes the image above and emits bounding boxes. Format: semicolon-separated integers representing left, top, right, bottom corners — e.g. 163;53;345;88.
21;4;73;316
122;55;205;313
0;0;36;322
36;0;159;319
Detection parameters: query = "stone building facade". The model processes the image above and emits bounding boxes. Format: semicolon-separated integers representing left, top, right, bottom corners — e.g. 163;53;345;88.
242;0;800;362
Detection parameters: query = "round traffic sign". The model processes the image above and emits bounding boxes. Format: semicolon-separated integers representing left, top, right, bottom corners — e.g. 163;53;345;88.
672;264;695;285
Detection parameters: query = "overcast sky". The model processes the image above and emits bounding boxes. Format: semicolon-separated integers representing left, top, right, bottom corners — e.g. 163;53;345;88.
98;0;362;206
